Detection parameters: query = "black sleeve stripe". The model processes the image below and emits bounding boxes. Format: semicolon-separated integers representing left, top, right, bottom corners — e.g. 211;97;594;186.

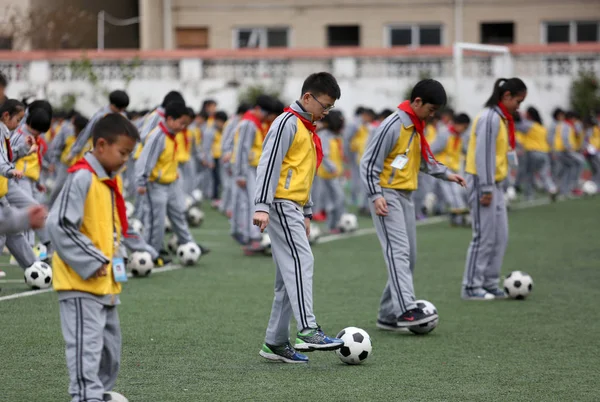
258;113;293;203
365;115;399;195
484;111;495;184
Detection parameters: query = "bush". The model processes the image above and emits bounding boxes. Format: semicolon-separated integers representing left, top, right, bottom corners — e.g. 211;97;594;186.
570;71;600;118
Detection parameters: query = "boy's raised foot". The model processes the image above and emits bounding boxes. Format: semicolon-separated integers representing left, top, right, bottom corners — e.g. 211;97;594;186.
259;343;309;364
295;326;344;351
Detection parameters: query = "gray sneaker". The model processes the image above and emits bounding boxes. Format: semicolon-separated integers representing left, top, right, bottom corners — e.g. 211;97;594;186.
259;342;309;363
295;326;344;351
484;287;507;299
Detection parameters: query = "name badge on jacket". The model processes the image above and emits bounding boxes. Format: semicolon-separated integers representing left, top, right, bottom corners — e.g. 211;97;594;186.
507;150;518;168
391;154;409;170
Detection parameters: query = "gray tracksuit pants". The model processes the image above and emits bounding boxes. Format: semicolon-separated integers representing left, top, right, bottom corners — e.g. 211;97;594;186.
219;162;233;214
523;151;557;198
587;154;600;186
349;153;361;206
371;188;417;321
462;175;508;293
142;180;193;253
321;178;345;231
434;175;467;213
558;151;586;194
59;296;121;402
231;167;261;243
12;177;51;246
0;197;36;268
311;177;324;213
179;160;195;196
265;201;317;345
124;158;136;199
48;163;69;208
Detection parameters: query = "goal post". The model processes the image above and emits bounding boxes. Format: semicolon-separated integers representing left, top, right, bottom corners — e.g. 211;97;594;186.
453;42;513;112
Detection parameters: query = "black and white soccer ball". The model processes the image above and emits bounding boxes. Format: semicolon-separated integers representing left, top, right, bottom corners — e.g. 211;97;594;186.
187;207;204;227
177;242;201;266
130;219;144;236
582;180;598;196
167;234;179;254
260;233;272;256
409;300;439;335
191;189;203;204
503;271;533;299
337;213;358;233
103;391;128;401
125;201;135;219
24;261;52;289
335;327;372;365
128;251;154;277
308;223;321;245
185;195;195;211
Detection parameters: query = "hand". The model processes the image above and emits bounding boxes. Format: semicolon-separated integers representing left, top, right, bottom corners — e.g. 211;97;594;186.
94;264;108;278
137;187;147;195
253;211;269;232
447;173;467;187
480;192;492;207
10;169;24;179
36;183;47;193
236;178;246;188
27;205;47;229
374;197;388;216
48;164;55;174
304;217;311;237
28;144;38;155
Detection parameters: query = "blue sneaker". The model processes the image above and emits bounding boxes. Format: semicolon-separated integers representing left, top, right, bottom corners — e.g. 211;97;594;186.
484;287;507;299
462;288;495;300
259;343;309;364
295;326;344;351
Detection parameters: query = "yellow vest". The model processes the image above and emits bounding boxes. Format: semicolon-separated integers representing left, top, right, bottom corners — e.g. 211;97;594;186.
52;173;123;296
249;128;263;167
318;137;344;179
522;122;549;153
465;112;509;183
176;129;193;163
434;134;462;172
149;129;178;184
553;123;576;152
0;137;9;197
15;151;40;181
212;130;222;159
274;118;316;206
590;126;600;149
425;124;437;144
350;125;369;153
379;125;422;191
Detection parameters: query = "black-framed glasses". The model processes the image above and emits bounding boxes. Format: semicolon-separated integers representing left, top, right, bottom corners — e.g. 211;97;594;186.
310;93;335;112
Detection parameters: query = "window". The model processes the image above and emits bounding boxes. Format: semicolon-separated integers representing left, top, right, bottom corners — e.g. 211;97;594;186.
387;25;442;47
0;36;12;50
480;22;514;44
234;27;289;48
176;28;209;49
327;25;360;47
544;21;600;43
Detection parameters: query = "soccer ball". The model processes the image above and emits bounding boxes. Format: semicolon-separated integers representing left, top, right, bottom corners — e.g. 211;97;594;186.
24;261;52;289
103;392;128;402
128;251;154;277
45;178;55;193
260;233;272;255
167;234;179;254
185;195;195;210
582;180;598;195
308;223;321;245
337;213;358;233
177;242;201;266
165;217;172;233
125;201;135;219
503;271;533;300
191;189;203;204
187;207;204;227
33;243;48;260
409;300;439;335
130;219;144;236
424;192;437;215
506;186;518;202
336;327;372;365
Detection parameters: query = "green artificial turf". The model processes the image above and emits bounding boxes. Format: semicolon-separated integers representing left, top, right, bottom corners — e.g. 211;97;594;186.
1;197;599;401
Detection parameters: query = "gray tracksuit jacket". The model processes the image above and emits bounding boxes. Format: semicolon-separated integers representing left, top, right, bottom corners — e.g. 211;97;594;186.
232;119;260;181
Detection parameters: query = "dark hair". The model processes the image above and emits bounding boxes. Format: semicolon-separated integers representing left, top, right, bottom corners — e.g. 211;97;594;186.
109;90;129;110
236;103;251;115
565;111;579;120
214;110;228;122
363;108;376;118
512;112;522;123
301;72;341;100
453;113;471;125
378;109;394;120
73;115;89;133
411;79;447;106
161;91;185;108
92;113;139;145
66;109;78;120
484;78;527;108
53;109;66;120
582;116;595;128
321;110;344;133
0;72;7;88
198;110;209;120
354;106;365;116
186;107;196;119
0;99;25;119
255;94;275;113
552;107;565;120
26;109;51;133
440;107;455;118
271;100;285;115
201;99;217;111
526;106;542;125
28;100;53;119
164;101;188;119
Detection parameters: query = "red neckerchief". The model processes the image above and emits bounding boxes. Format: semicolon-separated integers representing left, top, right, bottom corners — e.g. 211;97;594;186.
159;122;178;160
284;106;323;168
448;125;461;150
4;136;12;161
36;136;47;168
68;158;132;238
397;101;437;164
565;119;576;131
497;103;516;150
242;110;264;138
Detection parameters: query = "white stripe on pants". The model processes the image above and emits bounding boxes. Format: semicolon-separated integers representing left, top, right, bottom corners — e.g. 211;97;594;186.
462;175;508;293
265;201;317;345
371;188;417;321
